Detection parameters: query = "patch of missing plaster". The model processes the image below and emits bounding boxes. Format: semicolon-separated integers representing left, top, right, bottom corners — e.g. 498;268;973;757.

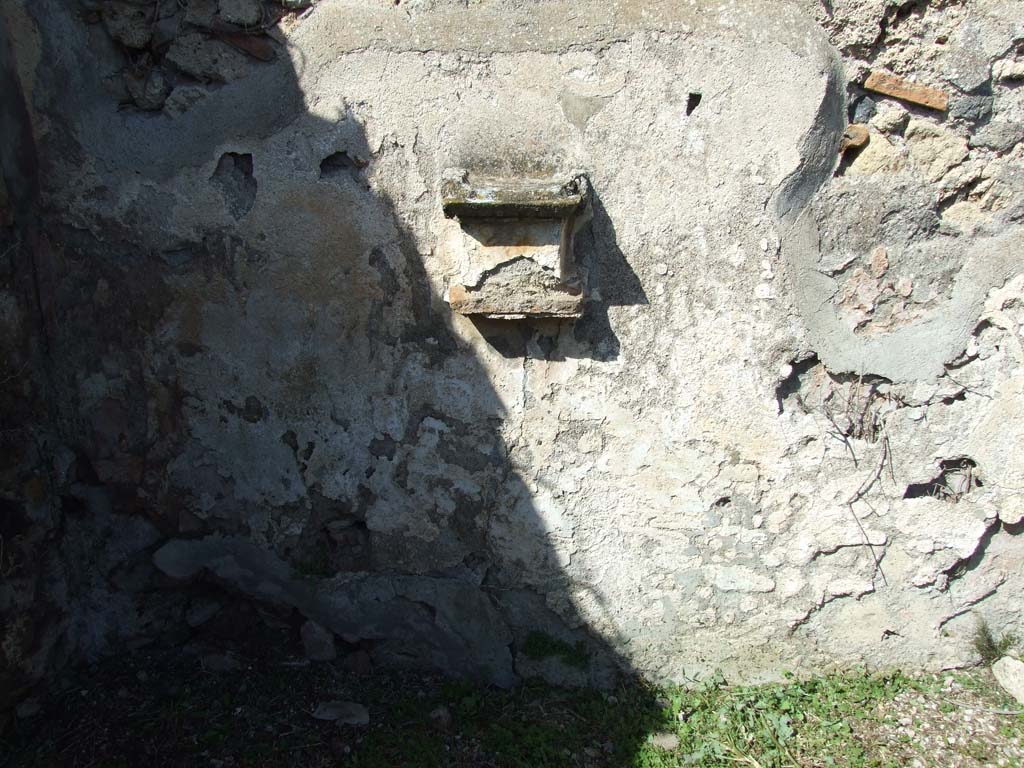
904;457;982;502
788;579;878;633
223;395;266;423
822;374;897;444
449;254;585;319
320;150;369;185
211;152;256;220
558;91;610;132
465;255;558;292
940;519;1001;594
935;521;1023;609
686;92;702;116
774;355;900;444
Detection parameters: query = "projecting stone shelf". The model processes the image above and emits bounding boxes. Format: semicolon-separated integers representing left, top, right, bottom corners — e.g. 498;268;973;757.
442;174;590;320
441;178;589;219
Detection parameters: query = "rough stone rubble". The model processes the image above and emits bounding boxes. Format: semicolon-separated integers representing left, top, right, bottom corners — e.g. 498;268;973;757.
0;0;1022;724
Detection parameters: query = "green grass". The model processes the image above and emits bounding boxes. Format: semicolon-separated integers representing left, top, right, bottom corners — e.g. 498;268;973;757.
349;668;1024;768
351;669;912;767
6;644;1024;768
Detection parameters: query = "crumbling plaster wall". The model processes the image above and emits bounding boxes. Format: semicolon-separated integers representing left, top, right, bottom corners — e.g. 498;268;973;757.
1;0;1023;719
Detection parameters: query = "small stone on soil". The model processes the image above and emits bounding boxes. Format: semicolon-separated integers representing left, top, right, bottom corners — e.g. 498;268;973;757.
201;653;242;672
648;732;680;750
993;657;1024;705
311;701;369;726
428;704;453;731
300;619;336;661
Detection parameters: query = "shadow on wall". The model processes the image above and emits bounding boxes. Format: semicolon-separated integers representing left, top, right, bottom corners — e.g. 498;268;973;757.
0;0;660;760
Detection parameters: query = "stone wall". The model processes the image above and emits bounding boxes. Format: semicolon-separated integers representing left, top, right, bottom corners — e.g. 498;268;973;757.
1;0;1022;723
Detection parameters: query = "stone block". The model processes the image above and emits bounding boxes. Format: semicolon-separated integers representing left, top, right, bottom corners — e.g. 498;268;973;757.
993;657;1024;705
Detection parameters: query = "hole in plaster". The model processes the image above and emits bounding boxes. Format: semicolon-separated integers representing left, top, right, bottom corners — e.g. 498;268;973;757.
211;152;256;220
938;175;987;217
223;395;266;423
835;133;870;177
534;333;558;359
940;519;1022;590
904;457;982;502
325;519;371;572
891;0;925;27
369;436;397;460
822;372;894;444
320;150;368;184
905;481;937;499
686;92;702;116
774;354;820;414
0;498;29;545
476;321;532;358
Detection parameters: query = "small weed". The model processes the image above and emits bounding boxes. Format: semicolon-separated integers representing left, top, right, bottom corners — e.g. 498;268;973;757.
974;618;1018;665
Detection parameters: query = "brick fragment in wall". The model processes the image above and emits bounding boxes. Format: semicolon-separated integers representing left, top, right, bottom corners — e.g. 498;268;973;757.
864;72;949;112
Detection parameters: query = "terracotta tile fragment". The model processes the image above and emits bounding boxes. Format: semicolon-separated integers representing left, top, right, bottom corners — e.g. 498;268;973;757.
864;71;949;112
